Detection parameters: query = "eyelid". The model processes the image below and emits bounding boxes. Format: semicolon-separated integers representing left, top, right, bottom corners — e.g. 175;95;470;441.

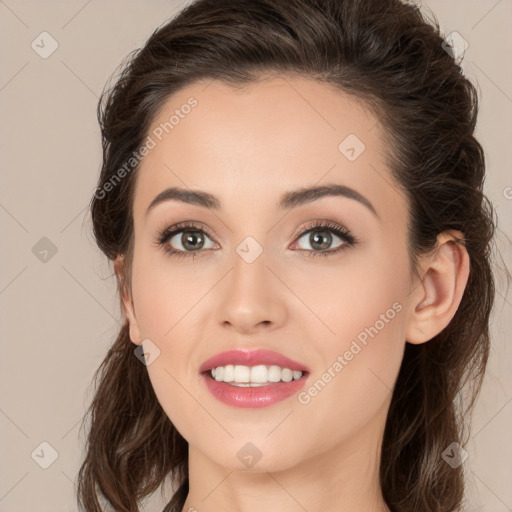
292;219;356;242
158;220;216;239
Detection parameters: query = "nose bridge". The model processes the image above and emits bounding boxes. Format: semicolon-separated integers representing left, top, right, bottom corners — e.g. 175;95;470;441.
227;205;292;289
229;234;271;300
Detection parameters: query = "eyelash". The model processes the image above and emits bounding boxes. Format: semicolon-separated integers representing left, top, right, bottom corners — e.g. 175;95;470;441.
155;220;359;260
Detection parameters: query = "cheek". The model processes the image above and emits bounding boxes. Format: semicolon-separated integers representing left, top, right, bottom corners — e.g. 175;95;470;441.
129;248;212;419
322;268;407;362
130;246;207;338
292;297;406;458
131;280;203;440
292;247;409;427
291;240;409;353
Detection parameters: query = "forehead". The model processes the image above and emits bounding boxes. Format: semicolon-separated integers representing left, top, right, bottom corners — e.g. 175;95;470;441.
132;75;406;226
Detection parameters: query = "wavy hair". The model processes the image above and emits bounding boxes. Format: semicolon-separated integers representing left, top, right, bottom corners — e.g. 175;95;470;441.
78;0;499;510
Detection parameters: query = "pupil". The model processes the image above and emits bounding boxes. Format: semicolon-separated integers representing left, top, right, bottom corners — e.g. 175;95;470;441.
311;230;331;250
183;231;204;250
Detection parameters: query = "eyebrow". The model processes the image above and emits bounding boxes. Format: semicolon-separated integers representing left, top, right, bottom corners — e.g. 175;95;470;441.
145;183;379;219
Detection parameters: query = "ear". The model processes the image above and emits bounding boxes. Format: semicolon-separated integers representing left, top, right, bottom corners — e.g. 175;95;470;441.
405;231;470;344
113;255;143;346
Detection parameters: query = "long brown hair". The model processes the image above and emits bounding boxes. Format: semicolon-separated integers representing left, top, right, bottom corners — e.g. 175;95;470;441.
78;0;499;510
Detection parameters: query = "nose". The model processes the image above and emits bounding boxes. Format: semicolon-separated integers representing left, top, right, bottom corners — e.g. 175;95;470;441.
214;245;287;334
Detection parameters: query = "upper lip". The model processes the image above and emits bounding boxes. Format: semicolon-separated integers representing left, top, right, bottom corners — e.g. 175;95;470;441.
199;349;310;373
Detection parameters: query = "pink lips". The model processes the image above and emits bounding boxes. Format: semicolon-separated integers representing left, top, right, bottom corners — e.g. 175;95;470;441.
199;348;310;373
198;349;310;409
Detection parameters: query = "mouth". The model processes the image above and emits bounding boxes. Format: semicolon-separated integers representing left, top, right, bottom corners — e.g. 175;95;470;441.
198;349;310;407
201;364;309;387
199;348;310;381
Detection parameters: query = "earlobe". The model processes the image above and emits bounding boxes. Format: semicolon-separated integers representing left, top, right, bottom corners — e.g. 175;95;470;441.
406;232;470;344
113;255;143;346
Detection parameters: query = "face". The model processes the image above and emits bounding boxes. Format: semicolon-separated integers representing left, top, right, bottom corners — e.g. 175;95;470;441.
120;76;418;472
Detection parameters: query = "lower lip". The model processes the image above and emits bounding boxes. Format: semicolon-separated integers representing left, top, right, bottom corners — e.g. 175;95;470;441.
200;372;308;408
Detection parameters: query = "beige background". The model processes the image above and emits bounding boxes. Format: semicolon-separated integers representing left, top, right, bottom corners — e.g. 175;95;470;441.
1;1;511;511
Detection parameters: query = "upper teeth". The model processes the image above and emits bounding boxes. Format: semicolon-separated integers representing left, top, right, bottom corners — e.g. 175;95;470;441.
211;364;303;384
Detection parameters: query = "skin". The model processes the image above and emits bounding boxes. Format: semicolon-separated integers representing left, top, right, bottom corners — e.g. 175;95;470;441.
115;75;470;512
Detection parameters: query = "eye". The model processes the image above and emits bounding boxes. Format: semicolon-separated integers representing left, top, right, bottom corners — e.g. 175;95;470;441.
291;220;358;258
156;221;217;260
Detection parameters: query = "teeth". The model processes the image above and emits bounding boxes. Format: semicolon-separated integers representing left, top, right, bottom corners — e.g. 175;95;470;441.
234;365;250;382
209;364;304;385
223;364;235;382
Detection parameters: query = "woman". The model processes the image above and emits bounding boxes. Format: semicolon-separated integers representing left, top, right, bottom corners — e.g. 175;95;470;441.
78;0;497;510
